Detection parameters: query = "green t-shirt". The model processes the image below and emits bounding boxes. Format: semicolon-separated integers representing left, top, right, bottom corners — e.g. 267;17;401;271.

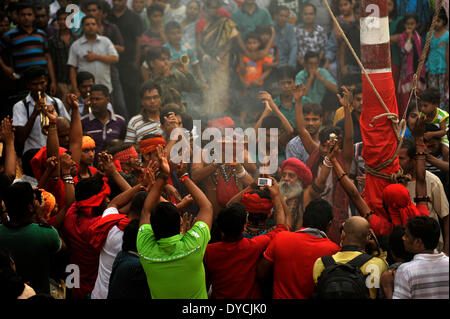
137;221;211;299
0;223;61;294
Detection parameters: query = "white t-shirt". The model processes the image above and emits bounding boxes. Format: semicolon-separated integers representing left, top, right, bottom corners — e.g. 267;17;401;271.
91;207;125;299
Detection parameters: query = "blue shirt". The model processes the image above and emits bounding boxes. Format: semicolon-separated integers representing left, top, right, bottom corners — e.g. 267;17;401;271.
273;95;311;129
231;5;273;38
285;135;310;164
274;22;297;68
163;41;199;72
295;68;337;104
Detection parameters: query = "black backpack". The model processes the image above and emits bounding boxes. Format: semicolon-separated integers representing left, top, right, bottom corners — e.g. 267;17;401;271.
314;253;374;299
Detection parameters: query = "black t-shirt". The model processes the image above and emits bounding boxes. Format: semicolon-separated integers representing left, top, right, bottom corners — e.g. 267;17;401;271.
342;21;360;67
107;9;143;66
336;110;362;144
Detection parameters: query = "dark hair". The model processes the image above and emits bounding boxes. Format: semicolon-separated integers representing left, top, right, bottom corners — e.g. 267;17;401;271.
245;31;260;42
84;0;101;10
304;51;320;62
273;5;290;15
3;182;34;223
33;2;49;14
17;3;35;14
102;139;124;152
319;126;342;144
164;20;181;34
180;112;193;131
160;105;181;125
128;191;148;219
100;0;111;15
388;226;414;262
406;216;441;250
400;138;416;159
108;172;138;199
146;46;171;63
147;4;164;17
403;13;419;26
261;115;282;130
56;7;69;19
302;3;317;14
340;73;361;87
23;66;47;83
21;148;40;177
75;176;104;202
205;0;221;9
81;14;96;26
76;71;95;86
276;65;296;81
91;84;110;98
151;202;181;240
302;199;333;232
438;7;448;26
0;248;25;299
217;203;247;238
121;219;141;251
419;88;440;106
388;0;398;20
255;24;272;36
140;82;162;99
303;102;323;117
406;100;419;119
353;83;362;96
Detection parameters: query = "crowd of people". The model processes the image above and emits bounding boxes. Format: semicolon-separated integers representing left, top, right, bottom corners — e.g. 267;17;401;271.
0;0;448;300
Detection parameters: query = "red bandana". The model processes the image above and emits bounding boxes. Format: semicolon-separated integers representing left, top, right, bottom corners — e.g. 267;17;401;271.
89;213;130;252
113;146;138;163
72;178;111;217
139;135;167;155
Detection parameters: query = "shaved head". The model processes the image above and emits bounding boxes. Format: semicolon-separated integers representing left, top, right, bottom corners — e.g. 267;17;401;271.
342;216;370;246
57;117;71;149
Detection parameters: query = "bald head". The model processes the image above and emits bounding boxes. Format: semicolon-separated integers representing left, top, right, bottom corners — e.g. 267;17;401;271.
342;216;370;247
57;117;70;149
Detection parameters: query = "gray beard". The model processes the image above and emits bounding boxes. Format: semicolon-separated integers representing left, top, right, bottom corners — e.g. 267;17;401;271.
279;180;304;201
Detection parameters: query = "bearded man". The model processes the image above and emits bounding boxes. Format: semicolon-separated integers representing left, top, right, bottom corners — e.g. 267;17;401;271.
279;158;313;230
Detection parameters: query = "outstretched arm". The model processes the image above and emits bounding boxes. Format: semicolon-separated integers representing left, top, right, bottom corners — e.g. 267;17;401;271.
0;117;16;183
293;84;319;154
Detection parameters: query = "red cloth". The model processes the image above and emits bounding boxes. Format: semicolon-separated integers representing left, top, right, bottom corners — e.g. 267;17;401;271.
204;224;287;299
361;72;401;236
113;146;138;163
281;158;313;186
263;229;341;299
71;178;110;218
62;204;102;299
30;146;68;209
215;168;240;207
383;183;429;226
139;135;166;155
242;190;273;214
88;213;130;252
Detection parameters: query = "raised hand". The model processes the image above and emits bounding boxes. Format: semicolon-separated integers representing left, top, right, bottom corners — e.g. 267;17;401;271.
60;152;74;175
97;152;117;176
265;177;280;199
292;83;306;101
411;115;426;139
337;86;352;110
66;93;80;112
0;116;15;143
45;104;58;122
46;156;58;173
156;145;170;175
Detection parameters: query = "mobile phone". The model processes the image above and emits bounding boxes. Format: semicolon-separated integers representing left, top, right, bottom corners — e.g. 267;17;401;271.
257;178;272;187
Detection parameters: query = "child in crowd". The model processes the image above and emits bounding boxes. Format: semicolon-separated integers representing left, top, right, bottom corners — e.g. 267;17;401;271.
397;13;426;117
419;88;449;153
163;21;206;87
425;8;449;111
141;4;167;55
256;24;279;94
237;32;272;125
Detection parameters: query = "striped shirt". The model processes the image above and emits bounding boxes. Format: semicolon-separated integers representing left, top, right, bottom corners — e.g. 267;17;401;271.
393;253;449;299
422;108;449;147
124;113;163;145
0;27;49;73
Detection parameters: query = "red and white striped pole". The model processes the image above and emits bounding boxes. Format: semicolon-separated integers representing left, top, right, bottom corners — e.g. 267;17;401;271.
359;0;400;234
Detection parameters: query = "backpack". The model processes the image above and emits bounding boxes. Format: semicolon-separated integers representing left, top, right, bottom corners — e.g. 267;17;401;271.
314;253;374;299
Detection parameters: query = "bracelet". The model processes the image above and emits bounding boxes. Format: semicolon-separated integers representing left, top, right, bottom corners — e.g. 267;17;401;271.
179;175;189;182
156;171;168;181
337;173;347;182
322;156;333;168
63;179;74;184
414;196;431;203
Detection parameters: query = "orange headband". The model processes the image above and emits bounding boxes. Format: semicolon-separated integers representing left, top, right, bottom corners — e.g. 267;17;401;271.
139;136;167;155
82;136;96;149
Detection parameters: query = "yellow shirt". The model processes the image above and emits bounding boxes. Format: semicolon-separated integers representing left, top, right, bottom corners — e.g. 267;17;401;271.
313;251;388;299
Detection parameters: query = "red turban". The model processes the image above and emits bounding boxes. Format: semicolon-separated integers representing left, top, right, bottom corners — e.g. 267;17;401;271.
382;184;428;226
139;135;167;155
281;158;313;186
242;190;273;214
30;146;68;181
208;117;234;129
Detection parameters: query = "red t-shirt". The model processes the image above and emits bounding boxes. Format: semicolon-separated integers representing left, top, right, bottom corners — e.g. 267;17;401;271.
62;205;102;299
263;228;341;299
204;225;288;299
